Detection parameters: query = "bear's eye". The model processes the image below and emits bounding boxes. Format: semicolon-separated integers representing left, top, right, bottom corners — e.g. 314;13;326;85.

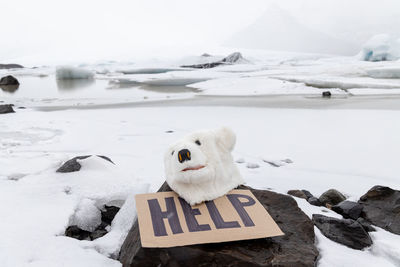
195;140;201;146
171;150;175;156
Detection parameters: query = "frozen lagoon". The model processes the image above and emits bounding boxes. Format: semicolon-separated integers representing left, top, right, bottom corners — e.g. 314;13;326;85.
1;54;400;266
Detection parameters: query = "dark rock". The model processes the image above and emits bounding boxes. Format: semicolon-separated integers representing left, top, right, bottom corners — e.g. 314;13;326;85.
1;84;19;93
332;201;363;220
181;61;224;69
312;214;372;250
90;229;108;240
302;190;314;200
119;182;318;267
356;218;376;232
308;197;323;207
201;53;211;57
165;130;174;133
287;189;307;199
181;52;247;69
358;185;400;235
0;75;19;85
322;91;331;98
65;225;91;241
0;104;15;114
102;205;120;225
319;189;346;206
221;52;244;64
56;155;114;173
0;64;23;69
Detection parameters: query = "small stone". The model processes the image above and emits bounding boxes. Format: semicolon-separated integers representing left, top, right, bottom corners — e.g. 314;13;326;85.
322;91;331;98
0;104;15;114
246;162;259;169
319;189;346;206
302;190;314;200
90;229;108;240
65;226;91;241
0;75;19;85
312;214;372;250
356;218;376;232
332;201;364;220
287;190;307;199
308;197;323;206
56;155;114;173
359;185;400;234
235;158;245;164
101;205;120;225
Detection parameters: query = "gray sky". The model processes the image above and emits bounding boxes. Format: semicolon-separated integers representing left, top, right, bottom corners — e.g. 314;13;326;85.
1;0;399;64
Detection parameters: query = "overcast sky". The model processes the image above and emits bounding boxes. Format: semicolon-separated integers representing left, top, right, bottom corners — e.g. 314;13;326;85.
1;0;399;64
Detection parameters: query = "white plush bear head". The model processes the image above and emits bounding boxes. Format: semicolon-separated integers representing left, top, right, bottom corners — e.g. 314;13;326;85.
164;127;244;205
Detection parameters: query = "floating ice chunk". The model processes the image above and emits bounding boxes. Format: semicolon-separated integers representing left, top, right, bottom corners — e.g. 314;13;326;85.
360;34;400;61
118;68;189;75
142;77;208;86
366;67;400;79
69;198;101;232
56;66;94;80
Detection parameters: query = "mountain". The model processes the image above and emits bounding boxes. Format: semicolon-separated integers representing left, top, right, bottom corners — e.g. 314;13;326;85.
225;5;359;56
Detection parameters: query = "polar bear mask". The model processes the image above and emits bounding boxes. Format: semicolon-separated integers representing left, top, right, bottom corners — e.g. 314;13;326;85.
164;127;244;205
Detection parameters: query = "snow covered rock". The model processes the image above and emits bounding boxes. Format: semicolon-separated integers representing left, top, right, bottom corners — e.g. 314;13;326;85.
308;197;323;207
119;182;319;266
69;198;102;232
181;52;249;69
332;201;363;220
319;189;346;206
359;185;400;235
0;75;19;85
313;214;373;250
66;203;121;241
56;66;94;80
164;127;244;205
360;34;400;61
220;52;246;64
246;162;260;169
56;155;114;173
0;104;15;114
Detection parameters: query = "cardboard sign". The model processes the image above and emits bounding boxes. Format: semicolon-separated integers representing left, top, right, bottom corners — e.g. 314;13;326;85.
135;189;284;248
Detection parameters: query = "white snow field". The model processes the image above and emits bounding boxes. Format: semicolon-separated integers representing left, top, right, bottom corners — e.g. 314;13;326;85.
1;50;400;266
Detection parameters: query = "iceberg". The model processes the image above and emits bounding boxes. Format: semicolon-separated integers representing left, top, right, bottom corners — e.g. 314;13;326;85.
56;66;94;80
360;34;400;61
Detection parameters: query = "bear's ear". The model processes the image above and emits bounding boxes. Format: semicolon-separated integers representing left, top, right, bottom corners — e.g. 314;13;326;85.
215;127;236;152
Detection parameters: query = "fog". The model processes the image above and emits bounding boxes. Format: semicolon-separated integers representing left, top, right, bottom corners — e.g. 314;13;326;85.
1;0;399;64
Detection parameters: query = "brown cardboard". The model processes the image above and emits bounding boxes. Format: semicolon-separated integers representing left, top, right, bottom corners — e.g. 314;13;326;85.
135;189;284;248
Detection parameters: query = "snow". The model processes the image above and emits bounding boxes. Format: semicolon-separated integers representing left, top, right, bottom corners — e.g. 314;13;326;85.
360;34;400;61
56;66;94;80
69;198;102;232
1;49;400;266
188;76;346;95
1;104;400;266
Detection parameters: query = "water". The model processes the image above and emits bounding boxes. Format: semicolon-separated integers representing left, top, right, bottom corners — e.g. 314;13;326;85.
0;75;198;100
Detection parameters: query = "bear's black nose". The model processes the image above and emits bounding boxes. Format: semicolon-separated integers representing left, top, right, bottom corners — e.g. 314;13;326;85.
178;149;191;163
